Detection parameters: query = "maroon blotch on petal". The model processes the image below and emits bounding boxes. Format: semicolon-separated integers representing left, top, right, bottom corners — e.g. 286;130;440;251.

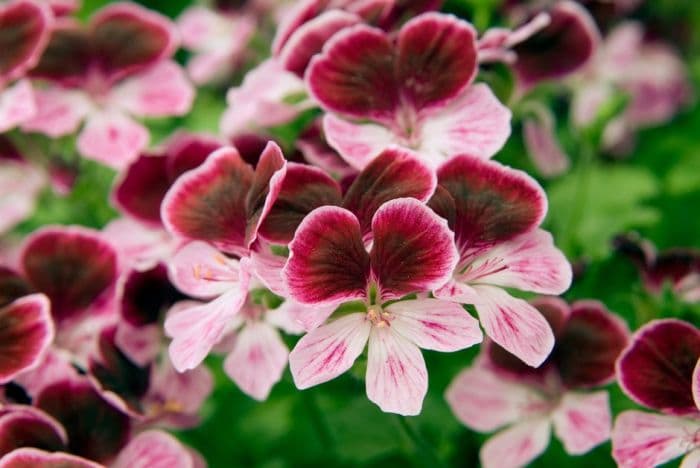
112;153;169;226
120;263;183;327
164;133;222;181
0;0;51;82
0;267;32;308
0;406;67;457
29;23;90;87
617;319;700;414
244;141;286;247
20;226;118;320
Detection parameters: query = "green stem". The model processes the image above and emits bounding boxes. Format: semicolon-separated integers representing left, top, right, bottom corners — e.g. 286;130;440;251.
395;415;446;468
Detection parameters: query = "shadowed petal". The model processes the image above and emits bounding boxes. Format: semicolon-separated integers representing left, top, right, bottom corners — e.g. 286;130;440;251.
289;313;370;389
0;267;32;308
284;206;370;306
523;113;570;178
371;198;457;300
28;23;90;86
268;300;335;333
224;321;288;401
552;391;611;455
0;448;101;468
0;406;66;457
480;418;551;468
322;114;396;170
167;241;242;299
617;319;700;414
112;153;169;226
77;111;149;170
366;327;427;416
112;430;194;468
0;0;51;83
387;299;482;352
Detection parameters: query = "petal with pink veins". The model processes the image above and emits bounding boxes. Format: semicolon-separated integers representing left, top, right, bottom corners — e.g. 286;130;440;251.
289;313;370;389
167;241;243;299
224;321;289;401
480;418;551;468
617;319;700;414
418;84;511;166
365;326;427;416
112;430;193;468
387;299;482;352
21;87;92;138
463;229;572;295
0;448;101;468
612;410;700;468
370;198;458;300
284;206;370;306
552;391;611;455
0;294;53;384
445;363;547;432
0;80;35;132
0;0;51;83
472;285;555;367
322;113;396;170
77;111;149;170
164;288;247;372
267;300;334;333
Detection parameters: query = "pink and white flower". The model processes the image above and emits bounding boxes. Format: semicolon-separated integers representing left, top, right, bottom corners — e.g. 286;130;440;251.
24;3;194;169
446;298;629;468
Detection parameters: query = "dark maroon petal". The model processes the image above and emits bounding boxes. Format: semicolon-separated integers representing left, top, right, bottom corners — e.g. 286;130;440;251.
437;156;546;257
90;3;176;82
370;198;457;300
164;132;222;182
306;24;398;122
0;406;66;457
36;379;131;463
0;448;100;468
29;22;91;87
0;267;32;308
0;295;53;384
258;163;342;244
20;226;118;320
553;300;629;389
120;263;183;327
647;250;700;295
271;0;326;55
230;133;273;167
88;326;150;416
343;147;436;236
161;147;253;254
284;206;370;305
513;1;599;88
427;185;456;229
617;319;700;414
379;0;443;29
244;142;287;248
280;10;360;77
395;12;477;111
112;152;169;226
0;0;51;82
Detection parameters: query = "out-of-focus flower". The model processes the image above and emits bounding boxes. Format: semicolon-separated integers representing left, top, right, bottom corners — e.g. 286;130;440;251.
24;3;194;169
612;319;700;467
0;137;46;235
447;298;629;468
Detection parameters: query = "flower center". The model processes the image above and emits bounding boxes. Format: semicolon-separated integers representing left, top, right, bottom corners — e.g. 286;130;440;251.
367;304;393;328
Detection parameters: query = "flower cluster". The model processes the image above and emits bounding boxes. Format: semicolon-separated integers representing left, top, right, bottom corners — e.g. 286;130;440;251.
0;0;696;466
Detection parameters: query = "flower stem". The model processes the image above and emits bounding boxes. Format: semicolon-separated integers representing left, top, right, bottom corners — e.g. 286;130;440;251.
395;415;446;468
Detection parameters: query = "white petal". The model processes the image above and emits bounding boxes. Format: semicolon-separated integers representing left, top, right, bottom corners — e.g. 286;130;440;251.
167;241;243;298
323;113;395;170
480;418;551;468
552;391;611;455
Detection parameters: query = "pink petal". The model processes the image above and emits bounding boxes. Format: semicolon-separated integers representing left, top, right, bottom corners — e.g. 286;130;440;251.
21;226;118;321
284;206;370;306
445;363;547;432
387;298;482;352
418;84;511;166
306;24;398;122
617;319;700;414
102;218;175;270
21;87;91;137
0;448;101;468
112;430;193;468
343;147;437;236
694;359;700;411
0;0;51;82
164;289;247;372
77;111;149;170
472;285;555;367
370;198;458;300
111;61;194;117
463;229;572;295
267;300;334;333
552;391;611;454
395;12;477;111
480;418;551;468
147;359;213;420
167;241;243;298
612;410;700;468
437;156;547;258
161;147;253;254
322;113;396;170
0;80;35;132
248;241;288;296
0;157;44;235
224;321;289;401
523;113;570;178
115;322;161;367
289;313;370;389
365;327;427;415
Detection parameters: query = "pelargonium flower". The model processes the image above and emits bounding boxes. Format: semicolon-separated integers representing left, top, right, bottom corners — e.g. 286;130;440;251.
431;156;572;366
306;12;511;169
612;319;700;467
23;3;194;169
285;198;483;415
446;298;629;468
0;138;46;235
0;0;52;132
177;4;256;84
614;234;700;303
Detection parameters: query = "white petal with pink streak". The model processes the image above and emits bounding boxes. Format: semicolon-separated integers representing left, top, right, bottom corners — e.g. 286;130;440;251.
77;111;149;170
480;417;552;468
168;241;243;298
0;79;36;132
21;86;92;137
322;113;395;170
552;391;612;455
